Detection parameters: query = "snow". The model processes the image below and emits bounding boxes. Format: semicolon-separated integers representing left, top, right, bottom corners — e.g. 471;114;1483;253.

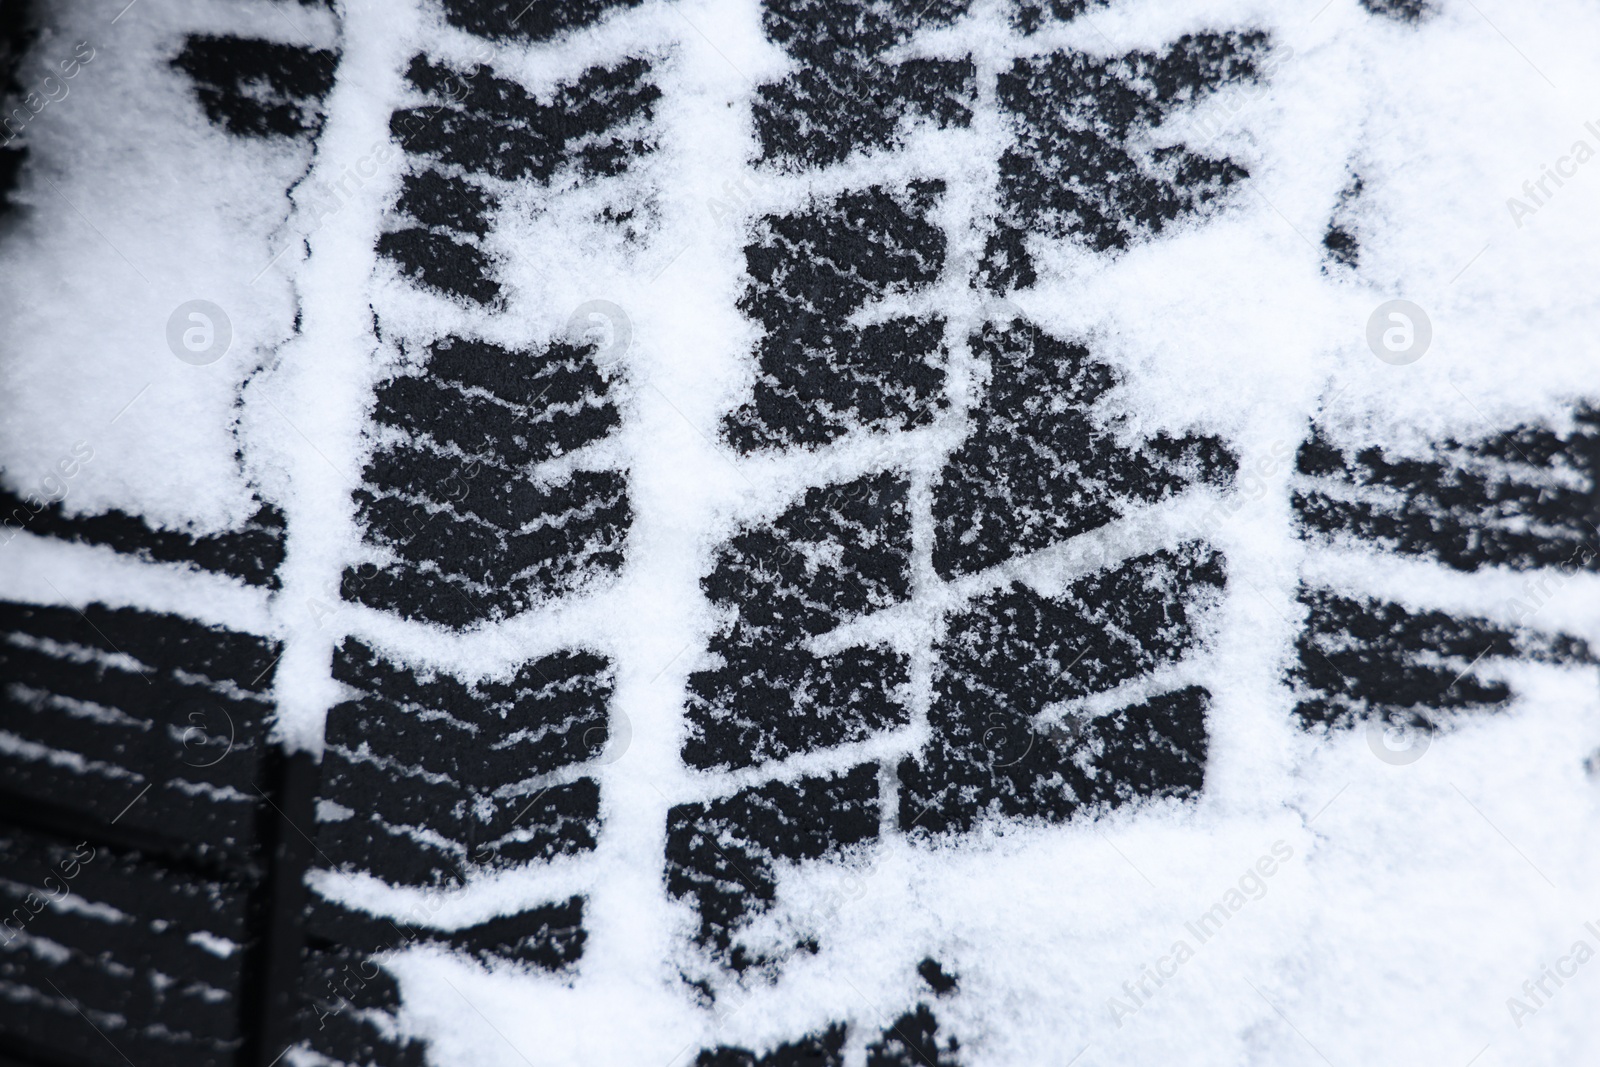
2;0;1599;1064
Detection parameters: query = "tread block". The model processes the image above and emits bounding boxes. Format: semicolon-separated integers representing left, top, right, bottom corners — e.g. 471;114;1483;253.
302;891;586;971
0;823;252;942
687;472;914;769
395;168;495;236
0;491;286;588
424;336;609;410
901;684;1212;836
729;184;948;450
697;1023;846;1067
1361;0;1432;20
0;750;263;856
933;319;1236;578
703;472;914;635
442;895;587;970
360;440;625;531
313;781;602;888
936;543;1223;716
377;227;500;305
990;30;1271;282
472;779;603;868
754;0;975;169
350;331;628;628
725;315;949;452
1290;586;1593;729
665;764;879;968
171;35;338;138
0;638;268;732
0;880;238;994
1293;414;1600;574
329;638;611;785
371;349;618;467
685;633;909;771
314;812;467;888
319;746;471;841
0;825;249;991
316;640;607;885
696;1005;959;1066
739;183;945;325
865;1005;961;1066
900;542;1223;834
1;688;263;797
347;456;630;626
393;54;658;184
0;601;281;693
0;602;279;858
438;0;644;43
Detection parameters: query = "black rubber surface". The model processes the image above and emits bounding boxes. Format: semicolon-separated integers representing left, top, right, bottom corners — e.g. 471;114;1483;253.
753;0;974;170
0;601;287;1067
984;27;1269;287
934;319;1236;578
172;35;338;139
727;183;949;452
687;471;913;770
1286;410;1600;745
315;637;608;886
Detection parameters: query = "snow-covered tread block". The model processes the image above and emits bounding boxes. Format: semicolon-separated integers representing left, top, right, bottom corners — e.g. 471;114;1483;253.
436;0;643;45
171;34;339;140
382;47;657;301
697;975;962;1066
294;899;427;1067
305;889;587;972
1360;0;1432;21
666;763;879;971
726;183;949;451
753;0;976;170
346;332;628;628
686;471;913;770
0;489;286;588
696;1012;958;1067
934;318;1235;578
1294;413;1600;574
391;51;659;189
900;543;1222;834
860;1004;962;1067
372;337;620;471
0;600;281;860
697;1024;847;1067
983;25;1272;288
1290;586;1593;731
314;638;608;887
0;830;247;996
0;822;255;1067
289;891;584;1066
0;490;287;588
